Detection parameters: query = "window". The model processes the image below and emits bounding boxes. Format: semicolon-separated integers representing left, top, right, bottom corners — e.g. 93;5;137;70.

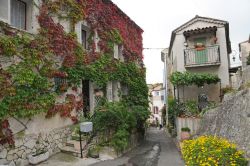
107;82;113;102
153;106;159;114
54;77;68;92
82;29;87;49
107;81;120;102
161;95;164;101
154;91;160;96
11;0;26;30
114;44;123;60
114;44;119;59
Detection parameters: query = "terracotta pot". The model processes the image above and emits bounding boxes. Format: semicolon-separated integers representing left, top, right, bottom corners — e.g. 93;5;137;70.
196;47;205;51
180;131;190;140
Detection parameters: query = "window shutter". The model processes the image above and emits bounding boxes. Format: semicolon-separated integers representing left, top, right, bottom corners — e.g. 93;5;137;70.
114;44;119;59
81;29;87;49
112;81;120;101
107;82;113;102
118;45;123;59
19;1;26;29
11;0;26;30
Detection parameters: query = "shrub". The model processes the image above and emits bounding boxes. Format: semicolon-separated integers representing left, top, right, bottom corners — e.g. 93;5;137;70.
182;136;248;166
92;102;149;152
222;86;234;95
181;127;190;132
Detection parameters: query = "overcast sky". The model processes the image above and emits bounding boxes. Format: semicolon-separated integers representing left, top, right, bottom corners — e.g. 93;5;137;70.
112;0;250;84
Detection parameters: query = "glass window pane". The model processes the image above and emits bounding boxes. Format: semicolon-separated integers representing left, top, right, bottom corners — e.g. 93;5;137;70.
11;0;26;30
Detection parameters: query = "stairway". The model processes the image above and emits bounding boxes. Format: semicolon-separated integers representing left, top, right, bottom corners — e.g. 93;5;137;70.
60;140;88;157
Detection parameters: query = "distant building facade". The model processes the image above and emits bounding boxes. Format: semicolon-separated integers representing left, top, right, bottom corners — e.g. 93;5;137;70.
148;83;165;125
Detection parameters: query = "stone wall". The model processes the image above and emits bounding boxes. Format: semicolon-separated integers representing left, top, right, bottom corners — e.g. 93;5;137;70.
242;66;250;84
197;88;250;157
0;126;72;166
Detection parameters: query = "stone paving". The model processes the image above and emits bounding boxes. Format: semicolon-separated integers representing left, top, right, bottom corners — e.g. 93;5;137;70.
37;127;184;166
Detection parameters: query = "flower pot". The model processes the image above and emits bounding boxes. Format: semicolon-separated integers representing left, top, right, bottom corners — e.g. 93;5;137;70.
195;47;205;51
180;131;190;141
28;151;49;165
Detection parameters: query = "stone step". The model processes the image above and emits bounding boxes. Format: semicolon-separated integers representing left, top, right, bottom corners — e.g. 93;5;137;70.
60;141;89;158
65;140;87;151
60;145;82;157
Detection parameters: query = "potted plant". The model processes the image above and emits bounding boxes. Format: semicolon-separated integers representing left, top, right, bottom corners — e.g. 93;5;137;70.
27;142;49;165
87;146;100;158
194;43;205;51
180;127;191;141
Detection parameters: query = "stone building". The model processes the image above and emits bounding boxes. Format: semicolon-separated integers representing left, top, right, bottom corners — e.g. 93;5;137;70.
148;83;165;126
168;15;232;102
239;36;250;70
0;0;144;165
239;37;250;85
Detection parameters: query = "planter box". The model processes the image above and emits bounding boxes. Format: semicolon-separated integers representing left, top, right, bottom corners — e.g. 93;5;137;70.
176;117;201;140
180;131;191;141
28;151;49;165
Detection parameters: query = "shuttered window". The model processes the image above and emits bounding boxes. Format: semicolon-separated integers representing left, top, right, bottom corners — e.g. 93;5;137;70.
107;82;113;102
82;29;87;49
114;44;119;59
11;0;26;30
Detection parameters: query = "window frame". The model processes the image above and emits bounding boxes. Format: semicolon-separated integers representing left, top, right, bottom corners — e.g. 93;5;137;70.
11;0;27;30
81;28;87;49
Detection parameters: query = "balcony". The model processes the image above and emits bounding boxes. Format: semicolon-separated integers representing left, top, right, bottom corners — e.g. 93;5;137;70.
184;45;220;67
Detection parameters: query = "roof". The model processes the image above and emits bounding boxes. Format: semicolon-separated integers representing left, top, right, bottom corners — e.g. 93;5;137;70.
183;26;217;37
169;15;232;54
239;35;250;45
147;83;163;91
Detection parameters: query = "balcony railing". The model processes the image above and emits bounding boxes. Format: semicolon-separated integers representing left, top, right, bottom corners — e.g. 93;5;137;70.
184;45;220;67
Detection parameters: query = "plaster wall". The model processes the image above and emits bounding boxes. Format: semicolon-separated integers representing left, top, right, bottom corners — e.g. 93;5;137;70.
171;21;230;88
240;41;250;69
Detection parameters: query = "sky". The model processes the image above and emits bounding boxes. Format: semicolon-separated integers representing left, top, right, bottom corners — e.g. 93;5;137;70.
112;0;250;84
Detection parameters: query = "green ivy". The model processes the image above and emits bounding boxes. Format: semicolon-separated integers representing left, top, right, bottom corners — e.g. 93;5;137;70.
170;71;220;87
92;102;149;152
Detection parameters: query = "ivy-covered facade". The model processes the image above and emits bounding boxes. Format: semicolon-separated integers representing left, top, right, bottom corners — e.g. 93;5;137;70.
0;0;148;160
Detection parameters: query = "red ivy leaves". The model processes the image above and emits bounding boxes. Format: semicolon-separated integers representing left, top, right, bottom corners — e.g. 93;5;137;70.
85;0;143;61
46;94;83;124
0;120;14;145
37;4;78;66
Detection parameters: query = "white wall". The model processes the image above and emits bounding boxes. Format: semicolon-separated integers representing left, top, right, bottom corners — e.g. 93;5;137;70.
0;0;10;23
240;42;250;69
172;20;230;88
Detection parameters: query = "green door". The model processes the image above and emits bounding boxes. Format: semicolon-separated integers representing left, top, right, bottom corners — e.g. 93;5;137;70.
194;38;208;64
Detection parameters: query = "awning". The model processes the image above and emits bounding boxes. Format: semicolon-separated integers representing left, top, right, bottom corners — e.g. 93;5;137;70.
184;26;217;38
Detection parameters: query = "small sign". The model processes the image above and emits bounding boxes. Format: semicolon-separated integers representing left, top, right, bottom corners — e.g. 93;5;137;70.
80;122;93;133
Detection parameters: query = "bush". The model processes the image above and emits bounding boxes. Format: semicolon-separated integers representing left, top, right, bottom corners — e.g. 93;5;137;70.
181;127;190;132
182;136;248;166
222;86;234;95
92;102;149;152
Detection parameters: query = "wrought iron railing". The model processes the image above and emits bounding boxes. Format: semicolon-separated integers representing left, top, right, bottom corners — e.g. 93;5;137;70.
184;45;220;67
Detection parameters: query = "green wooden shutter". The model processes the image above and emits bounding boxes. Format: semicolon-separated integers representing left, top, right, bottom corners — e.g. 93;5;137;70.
194;38;208;64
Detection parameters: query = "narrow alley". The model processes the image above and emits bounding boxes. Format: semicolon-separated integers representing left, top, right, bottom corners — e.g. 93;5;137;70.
90;128;184;166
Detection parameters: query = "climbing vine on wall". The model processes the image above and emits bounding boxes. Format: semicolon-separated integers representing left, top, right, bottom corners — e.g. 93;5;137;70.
0;0;147;145
170;71;220;87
